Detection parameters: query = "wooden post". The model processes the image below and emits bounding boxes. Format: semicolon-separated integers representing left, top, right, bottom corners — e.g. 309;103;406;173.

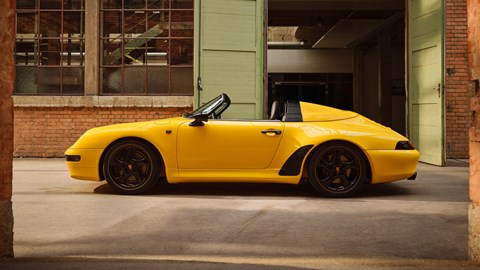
0;0;15;258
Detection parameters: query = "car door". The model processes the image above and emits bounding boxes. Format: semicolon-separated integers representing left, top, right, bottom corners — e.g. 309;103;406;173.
177;120;284;170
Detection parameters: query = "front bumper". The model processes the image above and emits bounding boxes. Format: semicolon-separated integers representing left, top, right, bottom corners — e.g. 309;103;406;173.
65;148;104;181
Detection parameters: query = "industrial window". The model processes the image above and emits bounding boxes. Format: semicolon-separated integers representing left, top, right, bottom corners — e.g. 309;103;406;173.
101;0;194;95
15;0;85;95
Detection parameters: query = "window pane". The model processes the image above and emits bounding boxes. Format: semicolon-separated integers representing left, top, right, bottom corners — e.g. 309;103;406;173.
17;13;37;35
17;0;37;9
171;67;192;94
40;39;61;65
146;39;168;65
62;39;84;66
171;0;193;9
38;67;61;94
102;0;122;9
148;0;169;9
147;67;169;94
125;0;146;9
40;12;61;37
124;67;146;94
125;11;146;35
15;67;38;94
171;10;193;37
64;0;84;9
103;11;122;38
124;38;147;65
16;0;85;96
98;0;193;96
40;0;62;9
64;12;84;37
16;39;38;65
102;67;122;94
171;39;193;65
146;11;169;37
63;67;84;94
103;38;123;65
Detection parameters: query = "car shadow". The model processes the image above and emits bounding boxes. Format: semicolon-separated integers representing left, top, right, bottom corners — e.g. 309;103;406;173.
93;180;413;199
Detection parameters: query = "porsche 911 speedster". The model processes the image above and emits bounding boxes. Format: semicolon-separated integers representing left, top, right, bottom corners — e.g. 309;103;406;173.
65;93;419;197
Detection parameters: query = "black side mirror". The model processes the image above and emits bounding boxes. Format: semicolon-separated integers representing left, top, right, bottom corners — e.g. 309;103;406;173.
189;114;209;126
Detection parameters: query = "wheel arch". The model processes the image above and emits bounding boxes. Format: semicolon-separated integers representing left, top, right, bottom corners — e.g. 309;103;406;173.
98;137;166;181
302;139;372;184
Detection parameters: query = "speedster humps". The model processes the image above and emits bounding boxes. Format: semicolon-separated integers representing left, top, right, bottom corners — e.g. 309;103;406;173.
65;94;419;197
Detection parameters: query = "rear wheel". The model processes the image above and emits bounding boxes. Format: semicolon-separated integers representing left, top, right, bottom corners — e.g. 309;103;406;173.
308;142;367;197
103;140;160;195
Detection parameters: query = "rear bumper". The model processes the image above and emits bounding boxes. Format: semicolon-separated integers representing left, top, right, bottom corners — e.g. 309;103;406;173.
366;149;420;184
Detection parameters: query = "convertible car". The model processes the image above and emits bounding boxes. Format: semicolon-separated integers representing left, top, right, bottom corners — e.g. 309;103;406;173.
65;93;419;197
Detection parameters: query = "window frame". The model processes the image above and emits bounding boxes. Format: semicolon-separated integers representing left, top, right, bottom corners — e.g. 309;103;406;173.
14;0;86;96
100;0;194;96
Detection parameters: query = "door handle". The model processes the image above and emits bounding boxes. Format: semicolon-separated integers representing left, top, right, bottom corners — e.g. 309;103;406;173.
261;129;282;135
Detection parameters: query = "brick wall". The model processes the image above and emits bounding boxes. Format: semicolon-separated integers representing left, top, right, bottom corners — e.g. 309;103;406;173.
13;106;191;157
446;0;470;158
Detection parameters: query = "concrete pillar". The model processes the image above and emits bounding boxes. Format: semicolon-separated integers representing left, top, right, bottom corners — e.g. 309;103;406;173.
84;0;100;96
0;0;15;258
468;0;480;262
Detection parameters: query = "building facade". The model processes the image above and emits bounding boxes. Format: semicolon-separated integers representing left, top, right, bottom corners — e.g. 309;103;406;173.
14;0;194;157
13;0;470;164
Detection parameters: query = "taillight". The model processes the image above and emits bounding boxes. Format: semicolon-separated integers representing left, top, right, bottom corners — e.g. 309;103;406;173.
395;141;415;150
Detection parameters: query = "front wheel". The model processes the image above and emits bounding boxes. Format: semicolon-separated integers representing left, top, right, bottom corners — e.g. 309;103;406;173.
308;142;367;197
103;140;160;195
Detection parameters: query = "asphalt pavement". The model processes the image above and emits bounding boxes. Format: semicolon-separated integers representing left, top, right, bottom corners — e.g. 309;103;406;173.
1;158;479;269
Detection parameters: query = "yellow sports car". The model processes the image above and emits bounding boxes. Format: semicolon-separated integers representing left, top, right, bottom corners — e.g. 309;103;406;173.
65;93;419;197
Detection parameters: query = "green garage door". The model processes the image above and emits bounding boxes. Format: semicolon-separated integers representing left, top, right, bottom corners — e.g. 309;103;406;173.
408;0;445;166
194;0;264;119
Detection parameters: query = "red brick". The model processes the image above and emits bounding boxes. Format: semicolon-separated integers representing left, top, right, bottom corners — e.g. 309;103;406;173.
13;106;192;157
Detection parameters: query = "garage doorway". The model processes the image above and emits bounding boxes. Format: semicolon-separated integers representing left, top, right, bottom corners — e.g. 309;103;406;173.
267;0;406;135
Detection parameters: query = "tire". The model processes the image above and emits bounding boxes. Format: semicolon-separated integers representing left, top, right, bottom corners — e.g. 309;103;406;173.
103;139;160;195
308;142;367;198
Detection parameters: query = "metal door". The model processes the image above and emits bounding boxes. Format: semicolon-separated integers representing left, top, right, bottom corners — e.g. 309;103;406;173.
194;0;264;119
408;0;445;165
177;120;284;169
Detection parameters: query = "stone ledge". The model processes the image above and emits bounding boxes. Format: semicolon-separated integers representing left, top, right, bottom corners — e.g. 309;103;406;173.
13;96;194;108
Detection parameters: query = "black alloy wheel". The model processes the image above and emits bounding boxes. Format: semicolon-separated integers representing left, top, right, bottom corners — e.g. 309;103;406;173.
308;142;367;197
103;140;160;195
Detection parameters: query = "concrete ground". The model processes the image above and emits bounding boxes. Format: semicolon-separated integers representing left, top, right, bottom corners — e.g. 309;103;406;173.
1;158;479;269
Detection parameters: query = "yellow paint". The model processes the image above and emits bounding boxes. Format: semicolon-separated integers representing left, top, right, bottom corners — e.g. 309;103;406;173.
65;102;419;185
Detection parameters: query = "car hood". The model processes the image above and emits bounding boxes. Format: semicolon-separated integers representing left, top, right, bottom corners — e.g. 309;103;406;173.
300;102;358;122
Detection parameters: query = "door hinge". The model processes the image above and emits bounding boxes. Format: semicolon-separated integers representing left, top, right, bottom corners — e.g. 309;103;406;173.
197;77;203;91
435;83;443;97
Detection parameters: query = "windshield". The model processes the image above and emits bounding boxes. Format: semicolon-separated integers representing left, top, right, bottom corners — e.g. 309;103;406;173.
186;94;230;119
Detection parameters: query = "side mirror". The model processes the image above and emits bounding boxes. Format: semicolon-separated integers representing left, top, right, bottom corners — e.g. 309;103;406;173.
189;113;209;127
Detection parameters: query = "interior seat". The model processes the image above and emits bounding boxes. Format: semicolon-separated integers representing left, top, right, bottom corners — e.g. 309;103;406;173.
269;100;283;120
